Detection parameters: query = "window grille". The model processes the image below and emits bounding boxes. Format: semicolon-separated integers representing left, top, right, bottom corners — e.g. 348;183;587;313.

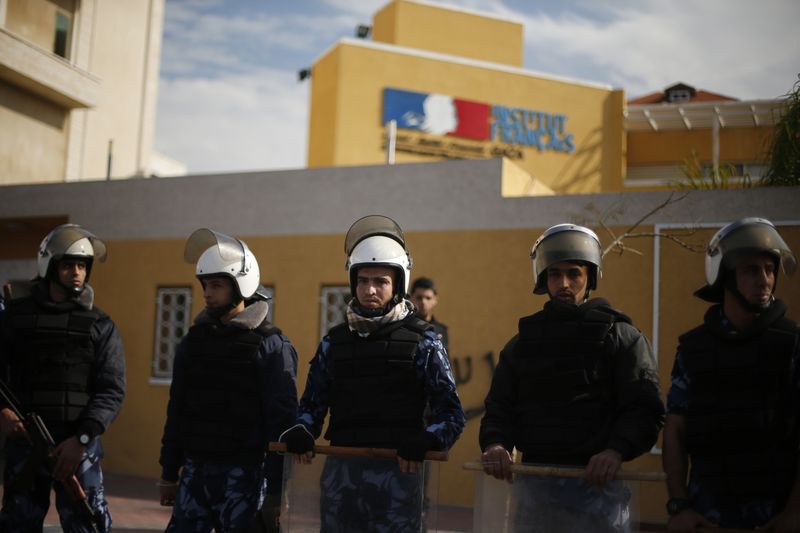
152;287;192;378
320;286;351;340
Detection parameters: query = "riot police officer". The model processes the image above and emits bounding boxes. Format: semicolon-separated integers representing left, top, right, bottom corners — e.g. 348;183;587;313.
663;218;800;531
0;224;126;532
479;223;664;532
159;229;298;532
281;215;465;532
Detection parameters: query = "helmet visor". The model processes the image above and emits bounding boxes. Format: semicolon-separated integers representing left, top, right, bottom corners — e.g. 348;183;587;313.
47;225;107;262
715;222;797;275
344;215;406;256
532;231;601;278
184;228;247;264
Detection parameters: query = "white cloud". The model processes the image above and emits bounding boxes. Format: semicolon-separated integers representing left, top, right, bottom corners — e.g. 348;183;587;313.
155;68;309;173
475;0;800;99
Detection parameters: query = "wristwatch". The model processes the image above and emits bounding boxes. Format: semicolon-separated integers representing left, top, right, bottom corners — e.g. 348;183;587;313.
666;498;690;516
78;433;91;445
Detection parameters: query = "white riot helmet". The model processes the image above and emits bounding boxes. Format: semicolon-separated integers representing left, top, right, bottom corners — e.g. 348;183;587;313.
696;217;796;306
344;215;412;302
37;224;107;294
531;224;602;296
184;229;261;303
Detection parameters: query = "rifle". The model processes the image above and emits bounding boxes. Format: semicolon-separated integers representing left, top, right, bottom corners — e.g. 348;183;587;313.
0;379;102;533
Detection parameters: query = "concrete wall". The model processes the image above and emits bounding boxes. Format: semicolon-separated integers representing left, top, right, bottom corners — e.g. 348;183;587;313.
5;0;75;55
0;79;68;183
1;160;799;522
76;0;163;180
0;0;165;184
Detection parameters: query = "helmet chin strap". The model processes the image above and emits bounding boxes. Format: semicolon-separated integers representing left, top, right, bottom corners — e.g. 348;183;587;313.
206;298;241;319
724;269;776;314
47;267;86;297
731;287;774;313
199;276;243;318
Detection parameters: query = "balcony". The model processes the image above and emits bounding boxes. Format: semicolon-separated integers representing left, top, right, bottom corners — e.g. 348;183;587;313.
0;26;99;109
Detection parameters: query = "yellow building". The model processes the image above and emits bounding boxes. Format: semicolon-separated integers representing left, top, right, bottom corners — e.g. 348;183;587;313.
306;0;785;194
0;0;184;185
1;159;798;526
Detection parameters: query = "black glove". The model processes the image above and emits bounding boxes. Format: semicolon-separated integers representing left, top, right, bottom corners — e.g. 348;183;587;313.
282;426;315;455
397;431;440;462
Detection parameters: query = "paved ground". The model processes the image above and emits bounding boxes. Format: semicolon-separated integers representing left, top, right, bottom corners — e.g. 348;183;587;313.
0;471;172;532
2;470;672;532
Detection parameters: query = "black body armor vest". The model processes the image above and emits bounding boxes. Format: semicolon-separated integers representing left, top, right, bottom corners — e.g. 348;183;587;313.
180;322;280;462
513;300;629;465
324;316;432;447
6;296;99;437
679;303;799;498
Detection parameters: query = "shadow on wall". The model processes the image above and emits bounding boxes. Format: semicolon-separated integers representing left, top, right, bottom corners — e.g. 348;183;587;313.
552;126;604;193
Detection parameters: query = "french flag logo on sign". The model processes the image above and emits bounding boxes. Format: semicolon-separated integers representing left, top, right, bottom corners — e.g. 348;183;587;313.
382;88;491;141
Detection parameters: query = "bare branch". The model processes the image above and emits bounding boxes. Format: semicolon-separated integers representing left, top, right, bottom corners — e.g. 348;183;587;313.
601;192;690;258
616;232;706;253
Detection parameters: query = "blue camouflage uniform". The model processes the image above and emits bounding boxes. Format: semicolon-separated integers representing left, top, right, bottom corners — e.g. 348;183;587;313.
0;281;125;533
160;301;298;533
667;303;800;528
294;321;465;533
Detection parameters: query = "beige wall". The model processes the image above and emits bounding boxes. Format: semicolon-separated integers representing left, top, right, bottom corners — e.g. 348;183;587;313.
0;79;67;183
0;0;164;183
78;0;162;180
5;0;75;56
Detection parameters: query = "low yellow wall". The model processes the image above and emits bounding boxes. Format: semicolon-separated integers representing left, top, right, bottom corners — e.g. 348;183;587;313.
90;224;800;522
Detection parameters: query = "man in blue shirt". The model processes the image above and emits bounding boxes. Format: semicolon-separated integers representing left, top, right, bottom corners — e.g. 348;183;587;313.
663;218;800;531
281;215;465;532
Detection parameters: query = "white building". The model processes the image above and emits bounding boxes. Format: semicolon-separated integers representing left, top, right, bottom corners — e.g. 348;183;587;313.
0;0;184;185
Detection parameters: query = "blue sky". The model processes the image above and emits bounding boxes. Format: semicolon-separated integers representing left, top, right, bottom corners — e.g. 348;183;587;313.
155;0;800;174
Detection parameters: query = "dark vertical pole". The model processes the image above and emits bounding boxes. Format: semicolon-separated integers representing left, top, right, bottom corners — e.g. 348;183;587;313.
106;139;113;180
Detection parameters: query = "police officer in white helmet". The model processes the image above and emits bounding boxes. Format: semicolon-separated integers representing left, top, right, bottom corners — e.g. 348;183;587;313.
158;229;298;532
0;224;125;532
480;223;664;532
664;218;800;531
280;215;465;531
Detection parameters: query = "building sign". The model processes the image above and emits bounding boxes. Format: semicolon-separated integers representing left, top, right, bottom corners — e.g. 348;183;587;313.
381;87;575;156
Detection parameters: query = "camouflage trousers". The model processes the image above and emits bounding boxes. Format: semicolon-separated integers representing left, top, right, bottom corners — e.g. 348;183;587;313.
0;437;111;533
689;480;783;529
319;456;424;533
511;475;631;533
165;459;266;533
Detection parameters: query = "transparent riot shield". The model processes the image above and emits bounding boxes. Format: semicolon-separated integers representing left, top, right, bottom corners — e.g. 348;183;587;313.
465;461;664;533
271;443;444;532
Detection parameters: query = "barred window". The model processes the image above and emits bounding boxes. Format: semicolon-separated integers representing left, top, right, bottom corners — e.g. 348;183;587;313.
320;286;351;340
152;287;192;379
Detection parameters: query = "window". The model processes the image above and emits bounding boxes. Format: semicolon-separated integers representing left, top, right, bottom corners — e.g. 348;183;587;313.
320;286;351;340
667;89;691;103
53;11;71;59
152;288;192;379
